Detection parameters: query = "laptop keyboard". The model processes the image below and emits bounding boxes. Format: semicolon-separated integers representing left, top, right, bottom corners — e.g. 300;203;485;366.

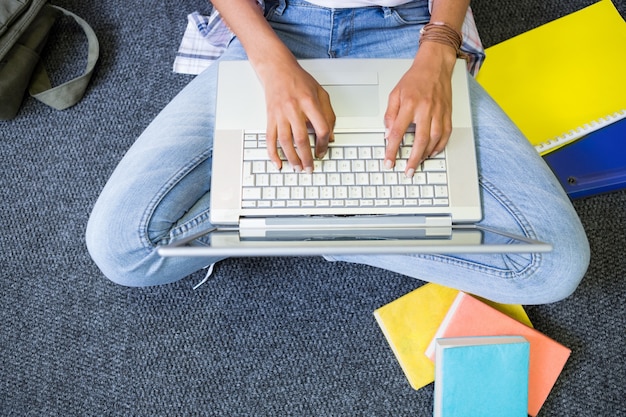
240;132;450;209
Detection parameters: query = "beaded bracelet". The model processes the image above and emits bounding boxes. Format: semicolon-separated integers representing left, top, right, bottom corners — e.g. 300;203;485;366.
419;21;468;60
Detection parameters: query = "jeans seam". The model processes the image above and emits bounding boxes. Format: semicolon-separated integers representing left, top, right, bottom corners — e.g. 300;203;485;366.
415;176;543;280
269;0;326;14
389;11;426;26
387;2;430;25
479;175;538;240
138;149;213;249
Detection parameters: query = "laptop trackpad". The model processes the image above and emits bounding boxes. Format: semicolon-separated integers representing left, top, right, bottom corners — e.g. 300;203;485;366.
313;70;380;117
325;85;379;117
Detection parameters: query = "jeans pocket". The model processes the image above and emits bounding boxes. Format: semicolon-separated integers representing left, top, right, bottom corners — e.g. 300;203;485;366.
264;0;280;20
390;0;430;25
265;0;317;23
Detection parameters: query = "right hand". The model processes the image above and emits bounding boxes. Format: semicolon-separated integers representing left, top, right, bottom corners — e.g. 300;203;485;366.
383;43;456;178
261;60;336;172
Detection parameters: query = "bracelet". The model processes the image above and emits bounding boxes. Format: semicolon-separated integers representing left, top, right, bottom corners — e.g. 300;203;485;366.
419;21;467;59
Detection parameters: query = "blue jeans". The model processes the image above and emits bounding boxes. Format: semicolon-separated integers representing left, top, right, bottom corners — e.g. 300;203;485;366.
86;0;589;304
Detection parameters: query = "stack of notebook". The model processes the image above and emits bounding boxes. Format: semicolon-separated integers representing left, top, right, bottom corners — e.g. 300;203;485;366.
373;284;571;417
475;0;626;198
475;0;626;156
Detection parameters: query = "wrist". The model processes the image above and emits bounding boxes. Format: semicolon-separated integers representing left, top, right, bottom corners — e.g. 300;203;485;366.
416;41;458;71
418;21;466;63
249;45;299;83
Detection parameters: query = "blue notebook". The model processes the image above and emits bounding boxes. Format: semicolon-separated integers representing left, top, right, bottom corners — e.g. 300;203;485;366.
543;118;626;199
434;336;530;417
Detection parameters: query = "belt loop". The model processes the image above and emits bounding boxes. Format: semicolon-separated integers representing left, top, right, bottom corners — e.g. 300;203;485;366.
275;0;287;15
382;6;393;18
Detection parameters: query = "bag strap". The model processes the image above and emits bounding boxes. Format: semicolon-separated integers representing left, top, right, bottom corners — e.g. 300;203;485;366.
28;5;99;110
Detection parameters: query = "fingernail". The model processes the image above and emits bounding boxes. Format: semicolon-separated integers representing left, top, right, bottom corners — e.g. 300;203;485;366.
304;166;313;174
405;168;415;179
293;165;303;173
384;159;394;170
430;150;440;158
317;150;327;159
272;161;282;171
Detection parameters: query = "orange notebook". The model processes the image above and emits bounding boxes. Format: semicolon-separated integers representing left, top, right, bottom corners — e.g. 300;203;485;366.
425;292;570;417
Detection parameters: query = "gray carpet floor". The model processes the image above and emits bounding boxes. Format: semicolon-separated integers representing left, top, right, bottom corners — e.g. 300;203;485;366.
1;0;625;415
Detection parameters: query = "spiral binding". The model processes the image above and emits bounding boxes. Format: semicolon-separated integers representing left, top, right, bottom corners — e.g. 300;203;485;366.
535;109;626;155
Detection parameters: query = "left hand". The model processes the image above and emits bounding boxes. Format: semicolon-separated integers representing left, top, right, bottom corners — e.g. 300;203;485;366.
383;42;457;177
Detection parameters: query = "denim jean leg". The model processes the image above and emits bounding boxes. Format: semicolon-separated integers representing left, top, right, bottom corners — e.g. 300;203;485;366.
330;78;590;304
85;42;248;287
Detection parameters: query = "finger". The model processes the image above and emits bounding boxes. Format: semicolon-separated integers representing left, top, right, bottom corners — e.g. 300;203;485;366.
322;88;337;144
276;120;303;172
430;112;453;157
265;119;282;170
383;88;401;136
384;106;414;170
383;92;401;165
291;118;314;173
309;92;335;159
424;115;444;159
405;110;432;175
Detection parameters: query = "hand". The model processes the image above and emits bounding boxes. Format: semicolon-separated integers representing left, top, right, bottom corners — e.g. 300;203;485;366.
209;0;334;171
262;60;336;172
383;44;456;177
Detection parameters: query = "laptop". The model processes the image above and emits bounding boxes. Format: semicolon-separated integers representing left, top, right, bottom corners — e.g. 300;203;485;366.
158;58;551;257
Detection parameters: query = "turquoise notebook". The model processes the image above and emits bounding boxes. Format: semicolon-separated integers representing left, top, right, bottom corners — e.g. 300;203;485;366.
434;336;530;417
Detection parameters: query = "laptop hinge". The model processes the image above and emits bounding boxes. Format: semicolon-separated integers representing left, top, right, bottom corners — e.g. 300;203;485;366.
239;215;452;240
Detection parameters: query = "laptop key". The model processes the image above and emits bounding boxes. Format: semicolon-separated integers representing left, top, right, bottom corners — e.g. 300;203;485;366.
423;159;446;172
241;131;453;211
427;172;448;184
242;187;262;200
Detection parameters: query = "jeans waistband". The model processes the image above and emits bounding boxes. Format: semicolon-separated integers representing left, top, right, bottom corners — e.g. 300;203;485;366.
265;0;426;12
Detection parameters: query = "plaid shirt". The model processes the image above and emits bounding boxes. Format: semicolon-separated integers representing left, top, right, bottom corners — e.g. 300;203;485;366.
173;0;485;76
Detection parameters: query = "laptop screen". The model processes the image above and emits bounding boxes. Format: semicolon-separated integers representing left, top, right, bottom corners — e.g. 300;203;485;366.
157;225;552;258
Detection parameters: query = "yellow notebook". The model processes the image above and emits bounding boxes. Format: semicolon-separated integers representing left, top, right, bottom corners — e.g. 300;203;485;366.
476;0;626;155
373;283;532;390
